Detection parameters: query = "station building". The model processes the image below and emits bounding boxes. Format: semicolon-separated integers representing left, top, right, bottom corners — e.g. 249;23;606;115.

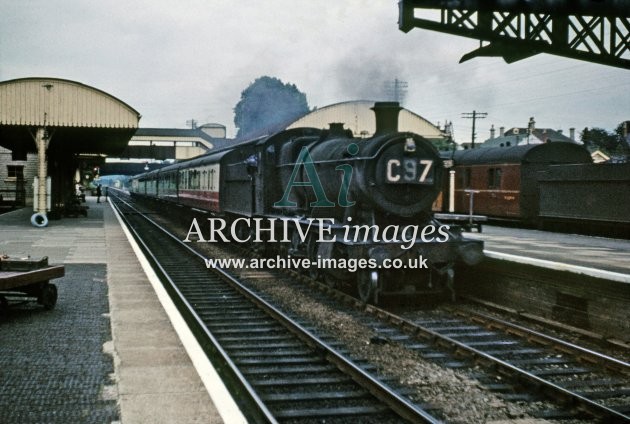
119;124;229;161
0;145;35;207
102;126;232;176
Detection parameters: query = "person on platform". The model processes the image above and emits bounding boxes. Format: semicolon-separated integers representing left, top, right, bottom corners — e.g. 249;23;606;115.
75;182;85;202
96;184;102;203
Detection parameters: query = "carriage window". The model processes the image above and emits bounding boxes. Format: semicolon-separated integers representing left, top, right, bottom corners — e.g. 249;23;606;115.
488;168;502;189
462;168;471;188
183;171;189;189
192;169;200;189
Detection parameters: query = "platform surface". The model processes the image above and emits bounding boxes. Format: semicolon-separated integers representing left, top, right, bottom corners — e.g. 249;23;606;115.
0;263;118;423
465;225;630;275
0;200;224;423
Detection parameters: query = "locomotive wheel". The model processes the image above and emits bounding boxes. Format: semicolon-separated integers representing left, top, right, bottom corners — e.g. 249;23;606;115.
39;283;58;310
357;270;379;304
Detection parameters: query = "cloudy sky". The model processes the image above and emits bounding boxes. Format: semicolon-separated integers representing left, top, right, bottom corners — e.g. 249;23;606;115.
1;1;628;143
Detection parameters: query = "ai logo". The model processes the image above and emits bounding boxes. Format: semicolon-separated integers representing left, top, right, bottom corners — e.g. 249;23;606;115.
274;144;358;208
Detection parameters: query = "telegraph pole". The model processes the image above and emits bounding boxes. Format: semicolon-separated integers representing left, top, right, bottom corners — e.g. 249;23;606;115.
186;119;198;129
462;110;487;148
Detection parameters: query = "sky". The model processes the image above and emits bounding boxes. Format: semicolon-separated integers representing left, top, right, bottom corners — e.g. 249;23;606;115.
1;1;628;143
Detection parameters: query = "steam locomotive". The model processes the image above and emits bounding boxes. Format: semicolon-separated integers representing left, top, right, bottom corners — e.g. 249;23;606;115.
130;102;483;303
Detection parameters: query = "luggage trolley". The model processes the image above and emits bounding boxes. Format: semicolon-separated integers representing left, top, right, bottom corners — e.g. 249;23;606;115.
0;256;64;313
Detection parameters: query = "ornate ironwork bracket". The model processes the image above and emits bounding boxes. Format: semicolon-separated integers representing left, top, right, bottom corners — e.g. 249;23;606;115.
398;0;630;69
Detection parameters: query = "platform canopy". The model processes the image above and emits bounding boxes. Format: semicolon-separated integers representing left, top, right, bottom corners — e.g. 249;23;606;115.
0;77;141;157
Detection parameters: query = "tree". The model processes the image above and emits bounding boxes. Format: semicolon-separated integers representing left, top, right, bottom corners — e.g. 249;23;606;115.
580;126;625;155
615;121;630;152
234;76;310;139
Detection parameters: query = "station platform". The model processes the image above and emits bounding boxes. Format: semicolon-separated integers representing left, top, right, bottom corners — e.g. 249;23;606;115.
0;199;239;423
465;225;630;280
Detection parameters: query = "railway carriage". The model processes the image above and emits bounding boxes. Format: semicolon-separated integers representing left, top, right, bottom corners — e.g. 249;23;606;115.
538;162;630;235
439;143;593;224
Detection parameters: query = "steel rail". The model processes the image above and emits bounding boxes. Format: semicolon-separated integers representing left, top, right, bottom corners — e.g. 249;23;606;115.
365;305;630;423
229;241;630;422
116;190;628;421
228;238;630;421
110;194;278;423
245;257;630;422
461;294;630;351
450;306;630;376
110;192;440;424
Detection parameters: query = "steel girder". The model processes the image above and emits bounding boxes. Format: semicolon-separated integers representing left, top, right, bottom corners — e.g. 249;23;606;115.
399;0;630;69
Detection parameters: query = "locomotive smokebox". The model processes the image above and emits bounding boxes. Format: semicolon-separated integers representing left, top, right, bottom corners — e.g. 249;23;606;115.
372;102;402;135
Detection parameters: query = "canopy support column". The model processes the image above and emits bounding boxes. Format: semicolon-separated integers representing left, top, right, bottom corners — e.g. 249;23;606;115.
31;127;51;227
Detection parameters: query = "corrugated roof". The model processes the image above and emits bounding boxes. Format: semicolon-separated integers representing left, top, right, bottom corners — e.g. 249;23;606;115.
0;77;140;128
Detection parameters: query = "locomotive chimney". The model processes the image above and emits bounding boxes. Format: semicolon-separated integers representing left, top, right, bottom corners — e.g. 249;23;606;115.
372;102;402;135
499;126;505;137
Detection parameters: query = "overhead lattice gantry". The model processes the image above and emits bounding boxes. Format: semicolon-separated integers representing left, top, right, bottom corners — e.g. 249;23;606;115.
398;0;630;69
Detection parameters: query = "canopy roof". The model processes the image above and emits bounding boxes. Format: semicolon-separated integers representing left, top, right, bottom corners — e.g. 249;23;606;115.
0;77;140;156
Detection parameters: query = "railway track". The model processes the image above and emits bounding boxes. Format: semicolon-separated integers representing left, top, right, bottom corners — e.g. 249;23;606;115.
390;307;630;422
243;271;630;422
281;274;630;421
109;192;440;423
226;253;630;421
114;191;630;422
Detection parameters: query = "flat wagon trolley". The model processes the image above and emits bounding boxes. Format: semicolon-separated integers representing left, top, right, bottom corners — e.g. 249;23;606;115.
0;256;64;313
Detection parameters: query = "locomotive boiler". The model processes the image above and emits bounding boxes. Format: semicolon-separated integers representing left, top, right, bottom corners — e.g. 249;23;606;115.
130;102;483;303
